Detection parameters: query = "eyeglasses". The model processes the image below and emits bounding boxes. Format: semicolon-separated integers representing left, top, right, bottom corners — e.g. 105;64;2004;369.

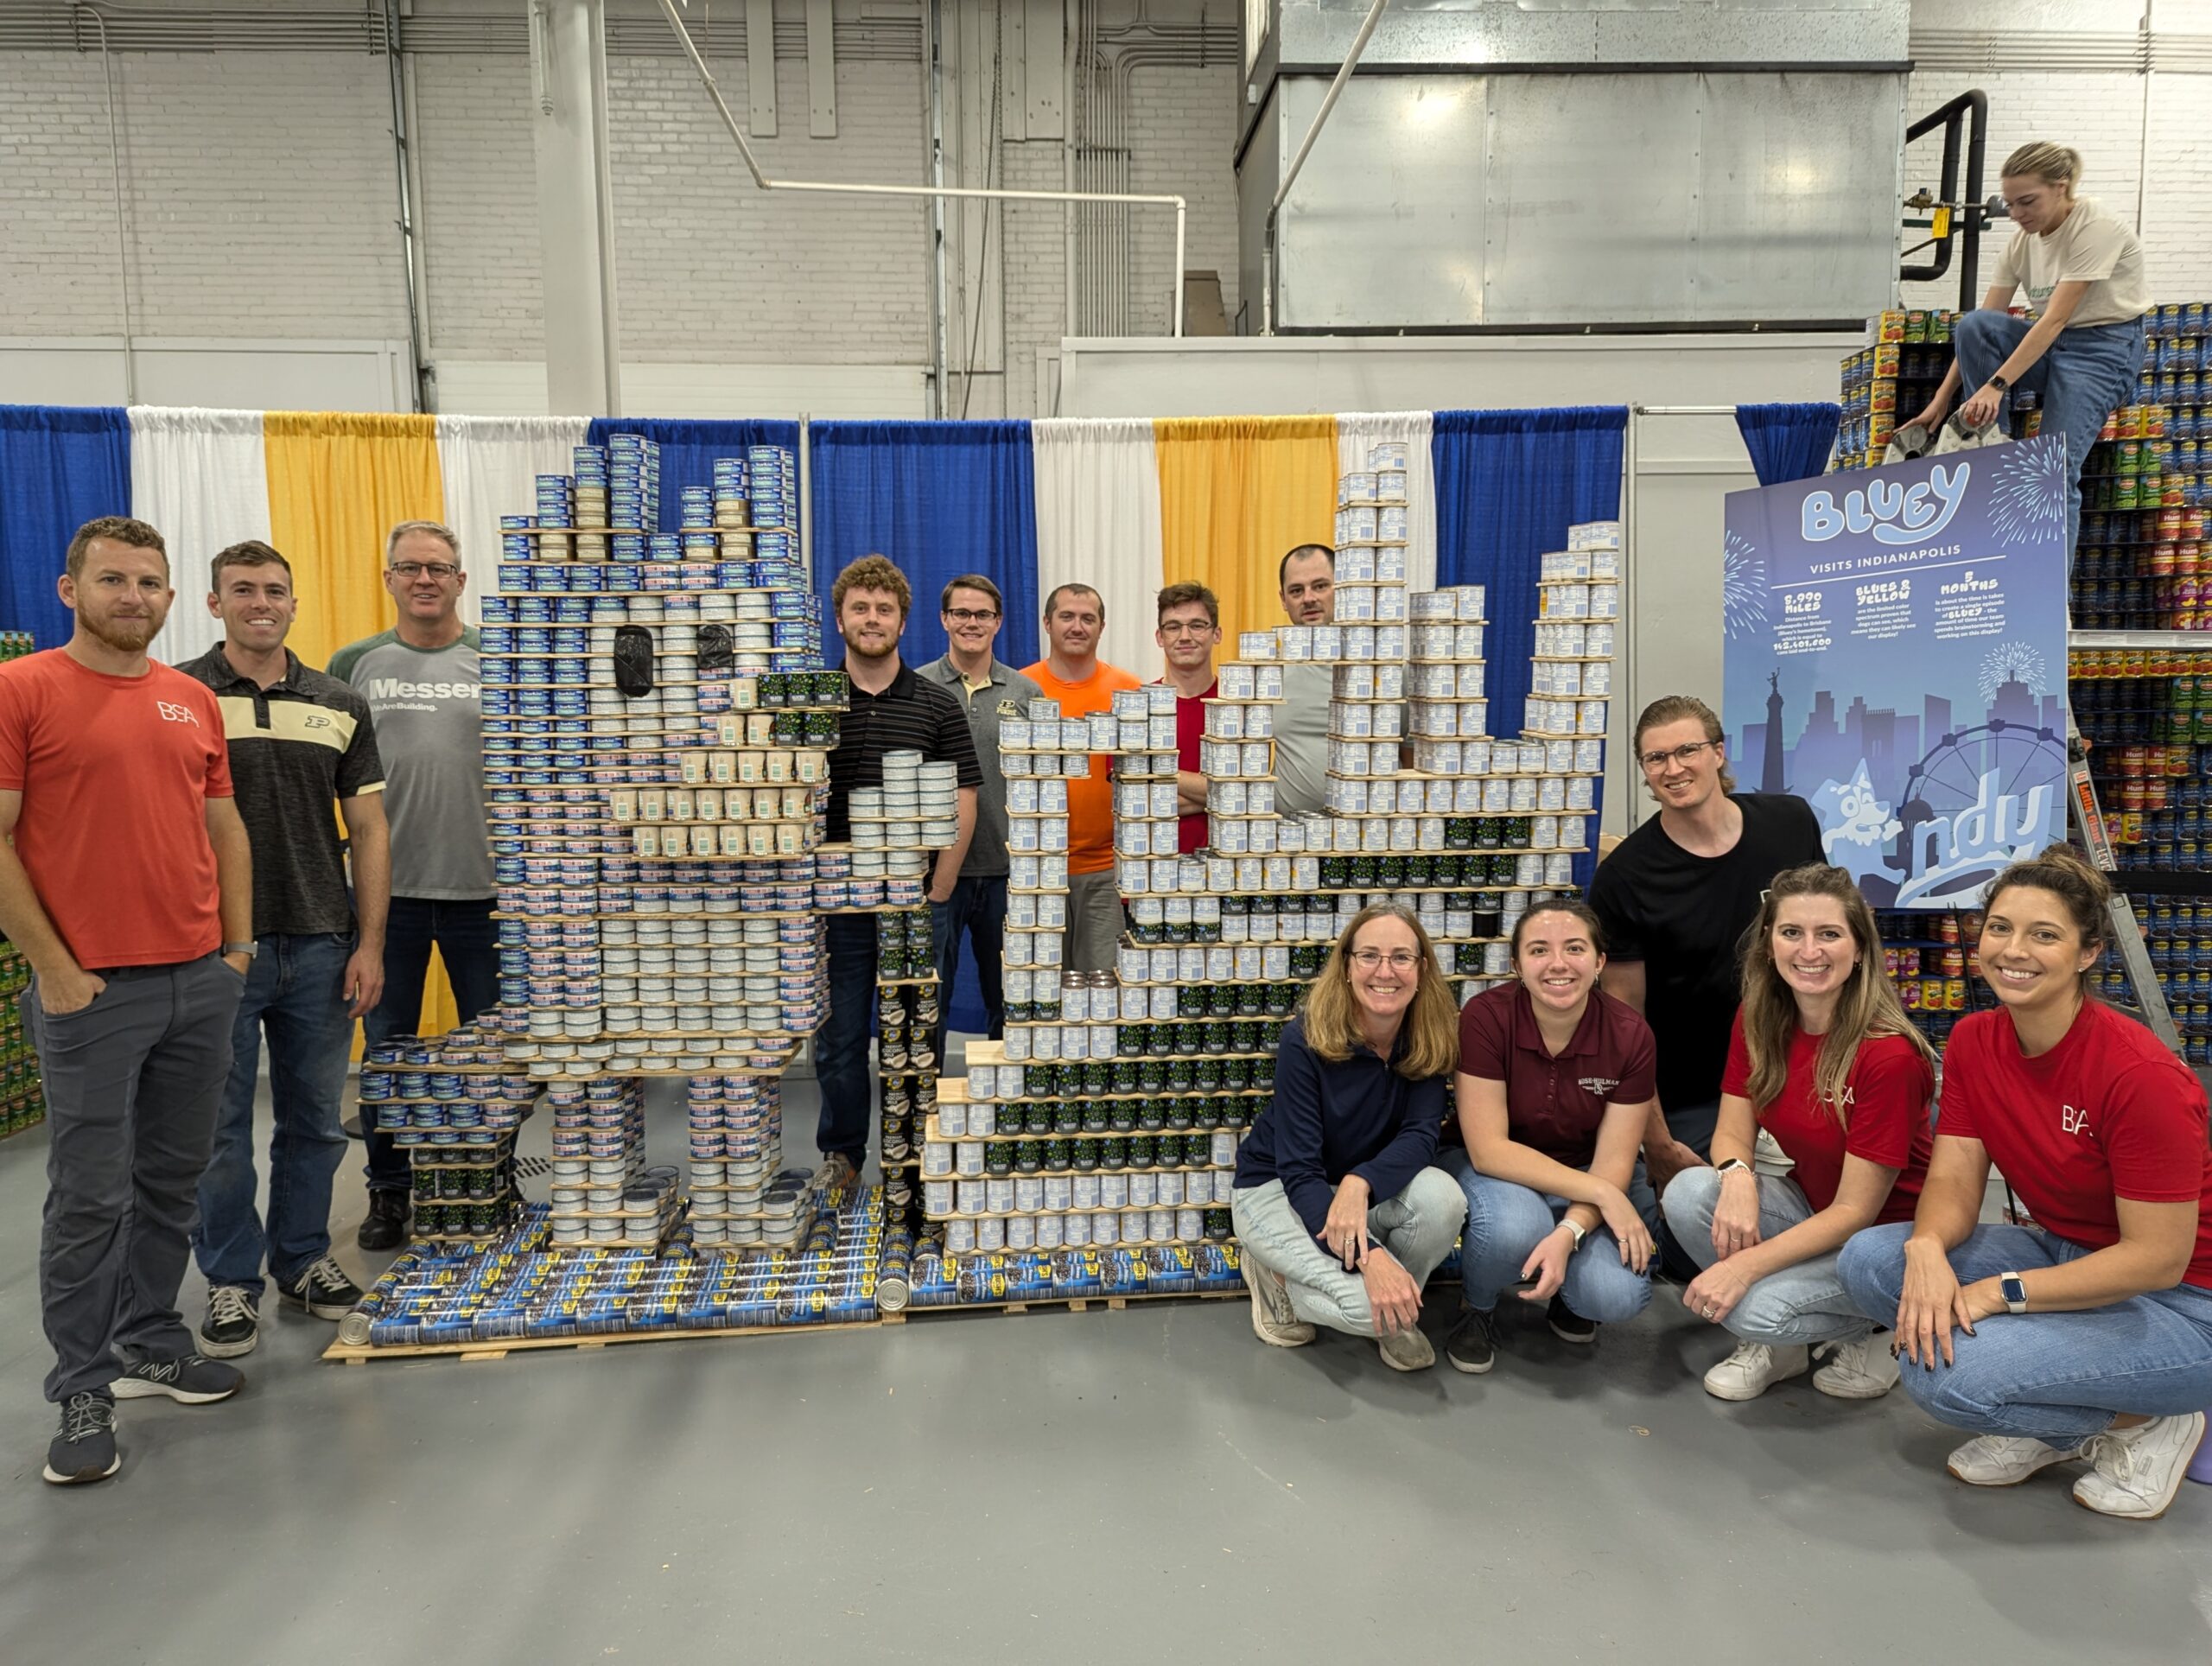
1639;740;1717;772
389;562;461;581
1160;621;1217;637
944;607;1000;624
1350;949;1422;970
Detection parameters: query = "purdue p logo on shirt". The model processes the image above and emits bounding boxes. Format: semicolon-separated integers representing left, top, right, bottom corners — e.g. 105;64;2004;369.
155;701;201;727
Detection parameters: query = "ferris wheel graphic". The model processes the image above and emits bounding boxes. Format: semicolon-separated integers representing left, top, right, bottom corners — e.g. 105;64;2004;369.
1886;716;2067;906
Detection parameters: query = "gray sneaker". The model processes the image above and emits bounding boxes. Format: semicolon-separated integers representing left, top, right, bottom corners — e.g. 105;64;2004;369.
43;1392;119;1485
1377;1323;1436;1372
1241;1256;1314;1348
111;1353;243;1405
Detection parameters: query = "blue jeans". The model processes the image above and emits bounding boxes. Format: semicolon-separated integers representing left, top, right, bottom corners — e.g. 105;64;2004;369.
1440;1147;1653;1325
1662;1167;1875;1347
931;874;1008;1046
363;896;499;1195
194;931;357;1294
1838;1221;2212;1447
816;912;879;1167
1954;308;2147;565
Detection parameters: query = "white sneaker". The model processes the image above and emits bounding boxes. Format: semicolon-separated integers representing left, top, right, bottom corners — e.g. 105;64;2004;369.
1377;1324;1436;1372
1241;1256;1314;1349
1812;1333;1901;1400
2073;1411;2207;1520
1702;1340;1809;1402
1946;1434;2081;1487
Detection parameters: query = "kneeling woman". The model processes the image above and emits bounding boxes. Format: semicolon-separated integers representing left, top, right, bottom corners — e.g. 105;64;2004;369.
1231;905;1468;1371
1838;846;2212;1521
1440;900;1658;1375
1664;864;1935;1402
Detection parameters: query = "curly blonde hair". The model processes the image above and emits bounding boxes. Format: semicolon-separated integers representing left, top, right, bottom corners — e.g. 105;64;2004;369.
832;554;911;621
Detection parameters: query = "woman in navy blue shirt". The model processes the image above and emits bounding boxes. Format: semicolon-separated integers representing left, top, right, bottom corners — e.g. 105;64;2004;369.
1231;904;1468;1370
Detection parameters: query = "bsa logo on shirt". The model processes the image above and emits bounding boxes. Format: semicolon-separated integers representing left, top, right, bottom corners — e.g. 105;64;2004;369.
1578;1076;1620;1097
2062;1104;2089;1136
155;701;201;727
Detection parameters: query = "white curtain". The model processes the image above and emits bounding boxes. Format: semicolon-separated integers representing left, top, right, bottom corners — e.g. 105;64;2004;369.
435;414;591;633
1030;417;1164;681
130;407;274;667
1337;410;1438;594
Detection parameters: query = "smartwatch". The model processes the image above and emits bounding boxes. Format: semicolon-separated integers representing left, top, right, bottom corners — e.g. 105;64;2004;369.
1560;1218;1588;1251
222;941;259;960
1999;1271;2029;1315
1716;1158;1752;1180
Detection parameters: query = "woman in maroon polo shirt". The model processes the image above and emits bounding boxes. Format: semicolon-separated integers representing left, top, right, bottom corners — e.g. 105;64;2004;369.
1839;845;2212;1521
1439;900;1659;1376
1663;863;1936;1404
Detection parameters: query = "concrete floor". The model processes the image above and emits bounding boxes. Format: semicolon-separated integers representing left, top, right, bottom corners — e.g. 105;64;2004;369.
2;1059;2208;1665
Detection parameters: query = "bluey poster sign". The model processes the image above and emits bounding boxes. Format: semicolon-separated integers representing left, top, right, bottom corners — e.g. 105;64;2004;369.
1720;437;2071;909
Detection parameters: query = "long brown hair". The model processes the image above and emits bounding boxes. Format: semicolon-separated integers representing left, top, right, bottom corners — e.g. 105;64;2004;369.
1738;863;1933;1122
1984;842;2110;994
1301;905;1459;1081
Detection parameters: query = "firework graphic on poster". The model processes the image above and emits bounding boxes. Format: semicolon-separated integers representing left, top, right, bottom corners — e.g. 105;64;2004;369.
1978;640;2048;703
1988;442;2069;549
1723;531;1769;640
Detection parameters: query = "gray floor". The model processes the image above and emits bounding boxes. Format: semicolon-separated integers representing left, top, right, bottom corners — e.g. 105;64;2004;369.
1;1059;2208;1665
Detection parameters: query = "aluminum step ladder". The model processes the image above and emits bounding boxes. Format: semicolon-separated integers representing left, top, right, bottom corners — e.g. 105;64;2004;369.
2064;710;2183;1054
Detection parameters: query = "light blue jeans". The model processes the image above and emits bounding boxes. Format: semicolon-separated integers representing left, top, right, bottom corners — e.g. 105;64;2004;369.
1231;1169;1465;1339
1839;1221;2212;1447
1441;1147;1653;1325
1953;308;2147;565
1662;1167;1873;1347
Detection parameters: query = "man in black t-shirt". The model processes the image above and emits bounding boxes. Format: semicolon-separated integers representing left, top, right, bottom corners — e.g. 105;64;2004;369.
1587;695;1822;1219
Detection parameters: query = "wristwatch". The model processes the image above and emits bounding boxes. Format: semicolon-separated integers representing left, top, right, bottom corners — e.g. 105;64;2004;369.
222;941;259;959
1999;1271;2029;1315
1716;1158;1752;1180
1560;1218;1588;1251
1988;374;2011;394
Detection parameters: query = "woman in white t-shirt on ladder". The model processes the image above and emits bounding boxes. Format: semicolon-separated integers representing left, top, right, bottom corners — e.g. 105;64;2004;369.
1908;142;2152;564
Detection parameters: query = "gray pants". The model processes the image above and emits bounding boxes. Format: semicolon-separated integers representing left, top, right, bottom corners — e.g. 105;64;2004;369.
1662;1167;1875;1347
31;954;245;1401
1065;869;1127;974
1231;1169;1467;1338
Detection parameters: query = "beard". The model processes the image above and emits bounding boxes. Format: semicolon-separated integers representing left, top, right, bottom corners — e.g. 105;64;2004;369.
842;632;897;663
78;606;163;653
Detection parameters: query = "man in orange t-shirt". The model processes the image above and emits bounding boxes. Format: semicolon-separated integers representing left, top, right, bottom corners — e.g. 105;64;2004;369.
0;517;256;1487
1023;583;1140;973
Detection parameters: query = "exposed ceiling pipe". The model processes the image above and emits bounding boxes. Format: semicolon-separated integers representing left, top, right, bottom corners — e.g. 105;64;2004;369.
1262;0;1389;337
382;0;430;412
73;3;137;404
652;0;1188;335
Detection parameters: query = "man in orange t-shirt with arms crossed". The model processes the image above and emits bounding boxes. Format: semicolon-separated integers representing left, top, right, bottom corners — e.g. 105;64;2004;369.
0;517;255;1487
1023;583;1140;973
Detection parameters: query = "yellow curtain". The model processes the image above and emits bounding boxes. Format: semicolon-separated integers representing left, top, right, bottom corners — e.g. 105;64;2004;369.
264;411;461;1037
1154;416;1339;652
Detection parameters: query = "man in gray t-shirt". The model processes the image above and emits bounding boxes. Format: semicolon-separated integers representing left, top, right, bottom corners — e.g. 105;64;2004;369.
918;574;1041;1044
329;519;499;1250
1272;545;1336;820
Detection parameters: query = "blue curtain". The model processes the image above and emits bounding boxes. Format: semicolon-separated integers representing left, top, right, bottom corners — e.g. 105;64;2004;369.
582;417;804;532
1734;402;1842;486
0;405;133;649
810;420;1040;1034
1432;406;1627;887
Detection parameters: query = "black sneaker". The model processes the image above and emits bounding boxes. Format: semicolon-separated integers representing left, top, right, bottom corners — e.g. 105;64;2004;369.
1548;1294;1598;1345
198;1284;260;1358
357;1189;411;1252
111;1353;243;1405
43;1391;119;1485
280;1254;364;1320
1444;1306;1500;1375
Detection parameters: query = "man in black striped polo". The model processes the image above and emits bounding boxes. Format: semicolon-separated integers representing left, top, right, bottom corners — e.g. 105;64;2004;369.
178;541;391;1358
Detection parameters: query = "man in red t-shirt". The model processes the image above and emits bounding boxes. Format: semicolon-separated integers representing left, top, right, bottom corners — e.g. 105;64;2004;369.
0;518;255;1487
1153;582;1221;855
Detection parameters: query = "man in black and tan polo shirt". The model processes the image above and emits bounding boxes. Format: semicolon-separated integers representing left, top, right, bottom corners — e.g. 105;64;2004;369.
178;541;391;1358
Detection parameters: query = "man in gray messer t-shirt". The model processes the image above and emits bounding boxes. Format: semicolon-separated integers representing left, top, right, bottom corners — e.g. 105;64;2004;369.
329;518;498;1253
1271;544;1336;820
918;573;1040;1054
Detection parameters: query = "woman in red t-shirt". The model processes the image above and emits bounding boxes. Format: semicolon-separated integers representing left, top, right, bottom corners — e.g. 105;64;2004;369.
1665;863;1935;1404
1837;844;2212;1521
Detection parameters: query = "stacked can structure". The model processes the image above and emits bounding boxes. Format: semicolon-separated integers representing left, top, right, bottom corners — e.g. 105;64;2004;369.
1872;910;1988;1055
358;1022;526;1242
0;632;42;1140
1835;308;1961;468
874;906;939;1252
347;440;932;1344
2071;405;2212;633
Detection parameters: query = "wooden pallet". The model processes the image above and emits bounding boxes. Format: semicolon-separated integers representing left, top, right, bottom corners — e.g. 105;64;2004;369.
323;1317;879;1364
880;1288;1248;1323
